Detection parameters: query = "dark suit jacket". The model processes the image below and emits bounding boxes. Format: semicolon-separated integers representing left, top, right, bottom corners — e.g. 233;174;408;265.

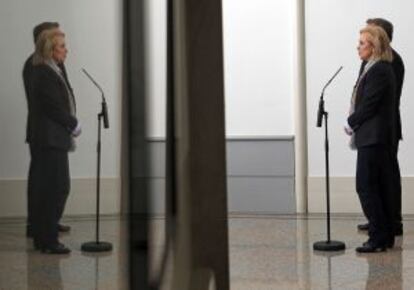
23;55;75;143
348;61;397;149
31;64;78;151
391;49;404;140
23;55;35;143
358;49;404;140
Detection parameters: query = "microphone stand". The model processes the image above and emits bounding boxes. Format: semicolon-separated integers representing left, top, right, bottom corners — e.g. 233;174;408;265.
313;66;346;252
81;68;112;252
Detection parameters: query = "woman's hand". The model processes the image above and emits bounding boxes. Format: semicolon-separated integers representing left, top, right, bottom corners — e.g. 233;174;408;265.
344;122;353;136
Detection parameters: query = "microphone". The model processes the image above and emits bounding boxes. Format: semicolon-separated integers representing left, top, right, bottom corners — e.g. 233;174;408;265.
322;66;343;95
316;98;324;128
82;68;109;129
101;101;109;129
317;66;343;127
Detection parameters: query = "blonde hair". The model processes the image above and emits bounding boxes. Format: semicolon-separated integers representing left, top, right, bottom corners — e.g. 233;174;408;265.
32;29;65;65
360;26;393;62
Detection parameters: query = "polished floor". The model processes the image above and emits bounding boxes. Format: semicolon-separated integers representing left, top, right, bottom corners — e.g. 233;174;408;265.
0;215;413;289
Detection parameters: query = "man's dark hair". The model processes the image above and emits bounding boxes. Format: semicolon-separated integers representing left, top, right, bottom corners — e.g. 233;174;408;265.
366;18;393;41
33;22;59;43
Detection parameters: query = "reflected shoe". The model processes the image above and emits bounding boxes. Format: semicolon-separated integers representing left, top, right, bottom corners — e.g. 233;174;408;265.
356;242;386;253
58;224;71;233
33;240;41;250
34;241;64;251
26;226;33;238
41;243;71;254
357;223;369;231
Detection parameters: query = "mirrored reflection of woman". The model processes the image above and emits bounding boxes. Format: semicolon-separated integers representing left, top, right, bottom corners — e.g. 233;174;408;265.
31;29;81;254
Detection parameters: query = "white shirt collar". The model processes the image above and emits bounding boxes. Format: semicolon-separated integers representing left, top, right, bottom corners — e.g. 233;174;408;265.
46;59;62;75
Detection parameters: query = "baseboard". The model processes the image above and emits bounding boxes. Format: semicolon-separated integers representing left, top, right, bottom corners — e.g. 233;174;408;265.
0;177;121;218
308;176;414;214
5;176;413;217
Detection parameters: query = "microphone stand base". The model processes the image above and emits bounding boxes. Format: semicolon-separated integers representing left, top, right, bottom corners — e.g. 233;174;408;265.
313;240;345;252
81;241;113;252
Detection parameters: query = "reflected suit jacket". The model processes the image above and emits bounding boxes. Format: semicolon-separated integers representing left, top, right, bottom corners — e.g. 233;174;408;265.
31;64;78;151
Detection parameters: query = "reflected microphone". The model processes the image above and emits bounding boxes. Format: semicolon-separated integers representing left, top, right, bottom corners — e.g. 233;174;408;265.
81;68;109;129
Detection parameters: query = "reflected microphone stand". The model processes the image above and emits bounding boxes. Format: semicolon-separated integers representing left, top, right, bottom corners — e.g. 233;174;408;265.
313;66;346;252
81;68;113;252
314;251;345;289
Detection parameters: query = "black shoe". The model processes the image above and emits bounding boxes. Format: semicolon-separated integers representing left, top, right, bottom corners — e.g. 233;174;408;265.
41;243;71;254
357;223;369;231
58;224;71;233
356;242;386;253
386;236;395;248
394;226;403;236
363;237;394;249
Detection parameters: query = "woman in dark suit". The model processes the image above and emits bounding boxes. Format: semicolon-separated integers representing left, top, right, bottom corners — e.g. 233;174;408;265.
345;25;397;253
31;29;81;254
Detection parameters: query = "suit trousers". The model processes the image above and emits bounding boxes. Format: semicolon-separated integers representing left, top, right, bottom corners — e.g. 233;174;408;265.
391;143;402;230
28;146;70;231
27;144;35;227
32;147;70;246
356;145;394;245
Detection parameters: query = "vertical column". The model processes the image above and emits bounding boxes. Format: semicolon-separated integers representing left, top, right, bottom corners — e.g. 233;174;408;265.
292;0;308;213
172;0;229;289
125;0;150;289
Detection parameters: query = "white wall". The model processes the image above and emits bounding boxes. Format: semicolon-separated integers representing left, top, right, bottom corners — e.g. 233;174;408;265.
0;0;122;216
146;0;295;138
223;0;294;136
146;0;167;138
306;0;414;212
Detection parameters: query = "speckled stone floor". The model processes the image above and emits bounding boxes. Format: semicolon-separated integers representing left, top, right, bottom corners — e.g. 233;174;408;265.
228;215;411;290
0;217;129;290
0;215;413;290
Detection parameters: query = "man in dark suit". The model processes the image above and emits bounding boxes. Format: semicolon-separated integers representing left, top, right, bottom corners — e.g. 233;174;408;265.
356;18;405;236
346;25;397;252
23;22;72;238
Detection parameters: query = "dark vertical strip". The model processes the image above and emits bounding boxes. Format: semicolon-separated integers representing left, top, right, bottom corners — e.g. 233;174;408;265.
171;0;230;288
150;1;177;288
124;0;150;289
186;0;230;287
166;0;177;221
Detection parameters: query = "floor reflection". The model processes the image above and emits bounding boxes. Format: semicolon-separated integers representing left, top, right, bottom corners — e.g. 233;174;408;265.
313;251;346;290
0;215;413;289
27;252;65;290
362;246;403;290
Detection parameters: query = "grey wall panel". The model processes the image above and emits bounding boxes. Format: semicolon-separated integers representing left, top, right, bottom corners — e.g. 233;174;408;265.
149;178;166;214
227;139;294;176
146;138;295;213
131;177;166;214
132;140;165;177
148;141;166;178
227;177;295;213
